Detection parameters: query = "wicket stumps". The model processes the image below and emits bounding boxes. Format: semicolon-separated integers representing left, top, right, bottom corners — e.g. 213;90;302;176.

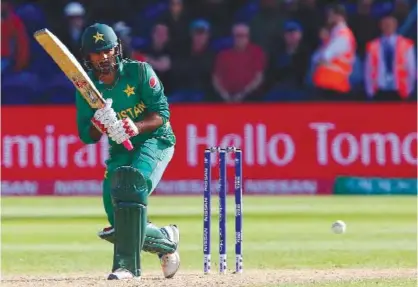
203;146;243;274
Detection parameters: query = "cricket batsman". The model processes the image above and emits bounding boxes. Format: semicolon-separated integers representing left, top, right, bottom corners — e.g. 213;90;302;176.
75;23;180;280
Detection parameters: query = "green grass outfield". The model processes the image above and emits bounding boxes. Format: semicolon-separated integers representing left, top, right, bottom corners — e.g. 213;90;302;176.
1;196;416;286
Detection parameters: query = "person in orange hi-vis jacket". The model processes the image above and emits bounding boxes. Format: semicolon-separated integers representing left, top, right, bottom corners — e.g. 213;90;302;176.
312;4;357;101
1;1;30;72
364;13;416;101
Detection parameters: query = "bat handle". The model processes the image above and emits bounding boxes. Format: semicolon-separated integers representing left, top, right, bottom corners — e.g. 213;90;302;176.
123;139;134;151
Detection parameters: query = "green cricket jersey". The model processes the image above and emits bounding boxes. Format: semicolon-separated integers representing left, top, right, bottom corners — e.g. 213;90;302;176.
76;60;176;155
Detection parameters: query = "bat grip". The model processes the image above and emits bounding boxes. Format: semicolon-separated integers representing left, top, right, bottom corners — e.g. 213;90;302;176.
123;139;134;151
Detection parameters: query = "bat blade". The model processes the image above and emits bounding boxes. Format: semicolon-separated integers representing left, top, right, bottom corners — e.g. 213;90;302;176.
34;28;105;109
34;28;134;151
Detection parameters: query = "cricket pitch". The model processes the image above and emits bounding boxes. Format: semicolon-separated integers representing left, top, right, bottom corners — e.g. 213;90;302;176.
2;196;416;286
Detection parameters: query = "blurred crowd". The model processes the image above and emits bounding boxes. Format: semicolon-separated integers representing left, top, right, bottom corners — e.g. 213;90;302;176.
1;0;417;104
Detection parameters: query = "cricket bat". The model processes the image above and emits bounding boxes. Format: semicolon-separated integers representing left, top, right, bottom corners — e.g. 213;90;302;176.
33;28;133;151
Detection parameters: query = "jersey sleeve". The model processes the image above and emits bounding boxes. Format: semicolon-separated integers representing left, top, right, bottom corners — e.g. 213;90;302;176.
139;62;170;123
75;90;100;144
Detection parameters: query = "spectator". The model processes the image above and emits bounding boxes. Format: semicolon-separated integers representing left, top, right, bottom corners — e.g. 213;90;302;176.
36;0;67;29
306;26;330;86
267;21;310;90
392;0;410;25
313;26;331;58
398;4;417;46
294;0;323;53
54;2;87;62
113;21;146;62
250;0;287;58
141;23;173;94
281;0;299;17
188;0;231;38
1;1;30;73
312;4;357;100
113;21;132;58
82;0;127;25
348;0;380;58
171;20;215;101
212;23;266;102
364;14;416;101
159;0;190;57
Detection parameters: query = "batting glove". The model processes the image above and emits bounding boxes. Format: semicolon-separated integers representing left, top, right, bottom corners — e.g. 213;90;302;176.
91;99;118;134
107;118;139;144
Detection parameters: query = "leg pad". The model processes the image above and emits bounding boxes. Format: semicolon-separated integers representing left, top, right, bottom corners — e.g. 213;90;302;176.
111;166;148;205
111;166;148;277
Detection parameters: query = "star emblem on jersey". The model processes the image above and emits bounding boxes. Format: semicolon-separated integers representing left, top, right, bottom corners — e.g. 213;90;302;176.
123;84;135;97
93;32;105;43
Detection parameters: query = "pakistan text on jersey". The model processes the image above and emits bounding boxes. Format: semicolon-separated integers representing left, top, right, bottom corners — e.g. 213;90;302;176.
117;102;146;120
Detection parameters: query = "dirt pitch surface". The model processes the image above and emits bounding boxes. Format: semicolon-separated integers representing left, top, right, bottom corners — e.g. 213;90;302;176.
1;268;416;287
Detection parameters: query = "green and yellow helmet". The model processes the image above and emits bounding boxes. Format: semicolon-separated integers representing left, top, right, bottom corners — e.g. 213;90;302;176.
81;23;123;71
81;23;118;53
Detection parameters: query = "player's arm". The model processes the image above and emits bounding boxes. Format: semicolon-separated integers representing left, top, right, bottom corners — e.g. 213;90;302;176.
134;62;169;133
75;90;102;143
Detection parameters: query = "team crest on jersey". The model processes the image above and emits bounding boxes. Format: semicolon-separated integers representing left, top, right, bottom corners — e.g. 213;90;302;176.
149;72;161;91
149;76;157;88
